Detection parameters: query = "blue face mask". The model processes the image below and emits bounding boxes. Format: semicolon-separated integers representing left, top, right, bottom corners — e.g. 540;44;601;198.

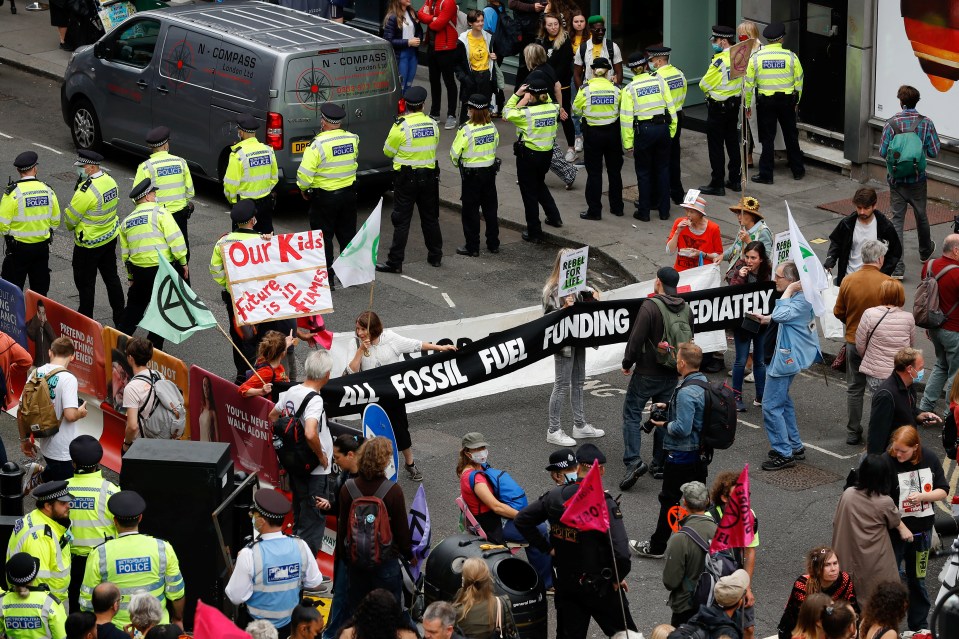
711;43;724;53
913;368;925;383
564;471;578;483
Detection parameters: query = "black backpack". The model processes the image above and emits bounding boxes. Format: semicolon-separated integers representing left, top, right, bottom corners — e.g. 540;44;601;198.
271;391;323;479
491;6;524;59
683;378;737;452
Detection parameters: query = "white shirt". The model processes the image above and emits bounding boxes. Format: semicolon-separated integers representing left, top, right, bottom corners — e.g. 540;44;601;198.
30;363;80;462
401;14;414;40
347;329;423;373
224;531;324;605
847;216;878;274
574;40;623;80
275;384;333;476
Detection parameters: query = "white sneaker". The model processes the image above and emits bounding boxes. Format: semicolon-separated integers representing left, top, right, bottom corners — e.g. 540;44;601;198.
564;148;576;163
574;135;583;153
745;371;755;383
573;424;605;439
546;429;576;446
444;115;457;130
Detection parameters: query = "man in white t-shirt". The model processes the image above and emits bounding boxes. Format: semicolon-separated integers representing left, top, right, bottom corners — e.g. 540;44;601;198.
573;15;623;85
268;349;334;555
823;186;902;285
20;336;88;493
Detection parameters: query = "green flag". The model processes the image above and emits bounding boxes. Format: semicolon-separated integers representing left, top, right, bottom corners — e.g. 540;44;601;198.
138;251;218;344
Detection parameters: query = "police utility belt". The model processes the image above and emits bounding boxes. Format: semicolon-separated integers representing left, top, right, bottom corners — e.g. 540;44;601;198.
460;158;502;176
306;184;356;197
634;114;671;127
706;96;741;111
398;165;439;174
758;91;799;105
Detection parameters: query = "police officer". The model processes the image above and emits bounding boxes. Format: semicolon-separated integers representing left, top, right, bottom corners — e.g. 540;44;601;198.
118;178;188;351
226;489;323;638
621;53;677;222
573;58;623;221
210;200;261;384
64;150;125;326
224;114;279;234
376;86;443;273
647;47;688;204
66;435;119;612
0;152;60;296
450;93;500;256
6;481;73;603
134;127;195;266
296;102;359;287
698;25;743;197
0;553;67;639
79;491;185;630
515;444;636;639
502;70;561;243
746;21;805;183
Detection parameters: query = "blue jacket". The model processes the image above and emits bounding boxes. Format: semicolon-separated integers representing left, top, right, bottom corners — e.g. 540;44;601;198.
768;292;821;378
383;9;423;52
664;371;707;452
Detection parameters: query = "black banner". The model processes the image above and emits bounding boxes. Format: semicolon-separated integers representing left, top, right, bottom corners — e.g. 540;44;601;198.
321;281;778;417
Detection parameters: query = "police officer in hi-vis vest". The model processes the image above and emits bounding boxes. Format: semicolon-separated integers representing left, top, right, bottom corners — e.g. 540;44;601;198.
573;57;623;221
226;489;323;638
6;481;73;604
64;150;125;326
450;93;500;256
0;151;60;296
66;435;118;612
698;25;743;197
0;552;67;639
224;114;279;234
79;491;185;630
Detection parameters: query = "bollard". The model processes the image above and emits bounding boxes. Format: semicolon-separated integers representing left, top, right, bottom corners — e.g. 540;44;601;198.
0;462;24;517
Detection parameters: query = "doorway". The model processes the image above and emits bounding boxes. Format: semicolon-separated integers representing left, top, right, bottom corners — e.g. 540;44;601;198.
799;0;847;132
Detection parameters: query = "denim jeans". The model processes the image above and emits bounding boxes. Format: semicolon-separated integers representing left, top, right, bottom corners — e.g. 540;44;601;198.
290;472;330;555
321;556;350;639
732;326;767;401
919;326;959;412
845;340;867;438
622;374;676;468
398;48;418;94
762;374;803;457
503;519;553;589
890;180;933;262
892;529;932;631
549;349;586;433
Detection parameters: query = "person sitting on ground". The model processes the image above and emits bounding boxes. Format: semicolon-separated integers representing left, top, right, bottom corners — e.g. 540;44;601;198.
238;330;294;398
338;588;418;639
453;558;516;639
788;592;831;639
777;546;859;639
125;590;163;637
819;601;857;639
857;581;908;639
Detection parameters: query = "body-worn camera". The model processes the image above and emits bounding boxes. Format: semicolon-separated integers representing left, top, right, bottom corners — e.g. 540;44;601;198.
642;406;669;433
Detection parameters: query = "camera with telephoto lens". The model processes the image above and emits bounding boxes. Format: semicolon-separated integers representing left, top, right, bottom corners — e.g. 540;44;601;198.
642;405;669;433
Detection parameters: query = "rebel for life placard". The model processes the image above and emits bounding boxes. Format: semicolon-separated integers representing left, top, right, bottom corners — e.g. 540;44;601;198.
223;230;333;325
558;246;589;297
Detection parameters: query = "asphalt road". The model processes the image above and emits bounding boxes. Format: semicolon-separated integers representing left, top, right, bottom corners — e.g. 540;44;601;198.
0;66;956;638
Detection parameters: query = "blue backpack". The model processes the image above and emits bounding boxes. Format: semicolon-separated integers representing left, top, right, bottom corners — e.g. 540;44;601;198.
469;467;528;510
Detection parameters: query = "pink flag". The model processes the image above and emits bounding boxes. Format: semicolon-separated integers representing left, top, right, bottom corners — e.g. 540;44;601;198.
709;465;756;553
560;464;610;532
193;600;253;639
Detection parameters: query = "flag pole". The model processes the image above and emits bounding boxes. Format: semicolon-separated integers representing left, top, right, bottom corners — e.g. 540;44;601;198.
215;323;266;385
605;525;631;633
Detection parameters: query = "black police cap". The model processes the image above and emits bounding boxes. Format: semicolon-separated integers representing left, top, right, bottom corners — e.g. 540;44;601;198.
404;86;428;107
763;21;786;40
69;434;103;467
109;491;146;520
32;480;73;503
253;489;292;520
146;126;171;148
6;552;39;585
230;199;257;224
526;71;551;93
626;52;647;68
13;151;38;171
466;93;490;109
321;102;346;123
545;448;576;471
237;114;260;133
590;56;612;70
129;178;158;201
711;25;735;39
575;443;607;465
74;149;104;166
646;46;671;57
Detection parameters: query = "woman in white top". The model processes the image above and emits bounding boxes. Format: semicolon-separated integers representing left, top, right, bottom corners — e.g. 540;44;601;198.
346;311;456;481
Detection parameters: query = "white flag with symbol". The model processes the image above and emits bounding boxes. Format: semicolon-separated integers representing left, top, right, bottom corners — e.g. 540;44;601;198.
786;201;829;317
331;199;382;288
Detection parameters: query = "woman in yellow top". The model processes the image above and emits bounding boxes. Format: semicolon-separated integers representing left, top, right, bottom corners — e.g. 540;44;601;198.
455;10;498;125
569;10;587;152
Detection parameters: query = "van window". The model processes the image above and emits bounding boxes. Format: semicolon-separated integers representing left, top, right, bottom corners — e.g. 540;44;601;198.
107;19;161;69
159;27;215;89
284;48;394;110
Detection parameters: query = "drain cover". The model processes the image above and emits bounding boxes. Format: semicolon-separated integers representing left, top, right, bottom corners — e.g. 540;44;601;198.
53;172;78;182
755;463;843;492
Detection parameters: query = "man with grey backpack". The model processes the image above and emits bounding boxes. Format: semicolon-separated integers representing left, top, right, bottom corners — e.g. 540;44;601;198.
121;337;185;455
917;234;959;413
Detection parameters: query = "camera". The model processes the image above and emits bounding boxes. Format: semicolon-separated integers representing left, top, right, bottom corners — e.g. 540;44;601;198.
642;406;669;433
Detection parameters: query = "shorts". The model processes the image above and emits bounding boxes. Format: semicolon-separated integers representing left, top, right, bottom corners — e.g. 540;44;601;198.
736;604;755;629
50;2;70;28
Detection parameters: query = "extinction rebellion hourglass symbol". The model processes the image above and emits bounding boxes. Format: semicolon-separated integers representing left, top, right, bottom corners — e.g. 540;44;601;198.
290;65;338;111
164;39;195;84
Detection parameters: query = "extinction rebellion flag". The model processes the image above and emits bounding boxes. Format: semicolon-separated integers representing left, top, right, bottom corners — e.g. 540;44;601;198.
138;252;218;344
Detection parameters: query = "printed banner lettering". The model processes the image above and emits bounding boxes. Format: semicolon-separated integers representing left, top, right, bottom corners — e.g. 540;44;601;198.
709;465;756;552
223;231;333;325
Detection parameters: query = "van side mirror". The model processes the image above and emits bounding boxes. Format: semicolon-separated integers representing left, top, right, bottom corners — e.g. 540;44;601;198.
94;41;110;59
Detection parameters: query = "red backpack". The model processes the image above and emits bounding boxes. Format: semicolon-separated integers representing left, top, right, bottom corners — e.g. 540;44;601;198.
344;479;395;570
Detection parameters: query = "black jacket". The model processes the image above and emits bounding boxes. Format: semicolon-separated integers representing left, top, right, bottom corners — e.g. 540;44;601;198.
622;293;689;377
382;9;422;52
867;372;920;454
688;604;744;639
823;211;902;284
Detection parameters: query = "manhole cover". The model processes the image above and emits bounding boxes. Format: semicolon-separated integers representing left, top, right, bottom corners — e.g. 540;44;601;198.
53;172;78;182
755;464;843;492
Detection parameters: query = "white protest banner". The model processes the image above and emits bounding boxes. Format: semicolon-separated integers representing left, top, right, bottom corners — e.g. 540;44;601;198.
559;246;589;297
223;230;332;325
772;230;791;270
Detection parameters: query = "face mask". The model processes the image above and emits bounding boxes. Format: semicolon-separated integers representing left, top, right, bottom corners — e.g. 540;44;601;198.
564;471;578;483
912;368;925;383
76;167;86;178
711;43;724;53
471;451;489;465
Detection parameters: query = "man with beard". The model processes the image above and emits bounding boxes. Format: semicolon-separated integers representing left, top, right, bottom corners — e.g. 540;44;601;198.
6;480;74;603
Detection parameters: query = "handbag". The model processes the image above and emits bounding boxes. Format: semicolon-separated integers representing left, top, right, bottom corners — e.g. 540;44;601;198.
494;596;520;639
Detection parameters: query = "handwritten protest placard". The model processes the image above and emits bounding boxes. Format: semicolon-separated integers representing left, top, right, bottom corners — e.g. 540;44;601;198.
223;231;333;325
558;246;589;297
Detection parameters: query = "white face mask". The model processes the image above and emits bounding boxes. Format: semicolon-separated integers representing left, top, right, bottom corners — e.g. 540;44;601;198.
470;450;489;465
564;471;578;483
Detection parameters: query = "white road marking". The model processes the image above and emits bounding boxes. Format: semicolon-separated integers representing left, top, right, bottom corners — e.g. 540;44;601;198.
739;419;859;459
739;419;760;430
442;292;455;308
401;275;438;289
0;132;12;139
31;143;62;155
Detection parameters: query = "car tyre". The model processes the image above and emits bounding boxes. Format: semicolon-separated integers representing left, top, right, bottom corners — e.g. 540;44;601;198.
70;98;102;151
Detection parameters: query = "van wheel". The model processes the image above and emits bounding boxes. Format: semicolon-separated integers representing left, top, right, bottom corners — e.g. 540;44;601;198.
71;98;102;151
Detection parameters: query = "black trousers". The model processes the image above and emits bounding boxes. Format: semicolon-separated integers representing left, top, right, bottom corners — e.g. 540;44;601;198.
308;185;358;276
119;263;183;351
649;457;708;552
516;147;560;236
459;71;494;124
73;237;125;326
559;86;575;147
253;195;275;234
583;122;624;217
459;166;499;252
757;93;805;179
633;122;671;220
385;168;442;267
222;289;255;381
705;98;741;186
69;553;86;612
1;239;50;296
670;111;685;202
428;48;458;119
555;583;637;639
171;206;191;265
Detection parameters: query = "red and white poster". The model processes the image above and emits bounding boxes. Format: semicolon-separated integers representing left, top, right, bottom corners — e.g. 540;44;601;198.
189;366;279;485
223;230;333;325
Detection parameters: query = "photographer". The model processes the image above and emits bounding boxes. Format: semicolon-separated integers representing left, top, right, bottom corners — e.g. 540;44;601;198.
631;342;708;559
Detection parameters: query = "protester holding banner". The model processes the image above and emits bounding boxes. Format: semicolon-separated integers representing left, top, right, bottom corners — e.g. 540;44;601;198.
346;311;456;481
726;241;772;412
709;472;759;639
238;331;294;399
666;195;723;272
